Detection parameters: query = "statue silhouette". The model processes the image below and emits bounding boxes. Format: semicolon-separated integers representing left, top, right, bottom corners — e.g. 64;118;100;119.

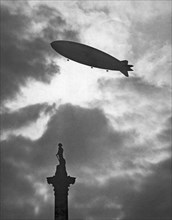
56;143;64;160
55;143;67;178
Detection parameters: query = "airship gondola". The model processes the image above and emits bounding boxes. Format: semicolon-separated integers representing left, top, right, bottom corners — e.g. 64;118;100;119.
51;40;133;77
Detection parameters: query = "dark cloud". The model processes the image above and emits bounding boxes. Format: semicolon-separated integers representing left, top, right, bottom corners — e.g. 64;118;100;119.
36;4;79;42
33;4;65;22
70;157;172;220
1;136;36;220
128;13;171;60
70;182;123;220
1;134;54;220
0;3;79;104
121;158;172;220
34;104;133;171
1;102;54;131
157;116;172;148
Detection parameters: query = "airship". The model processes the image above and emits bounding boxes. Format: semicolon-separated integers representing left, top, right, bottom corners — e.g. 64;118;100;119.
51;40;133;77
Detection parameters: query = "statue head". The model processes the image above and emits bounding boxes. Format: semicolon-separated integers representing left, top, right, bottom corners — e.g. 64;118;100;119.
58;143;63;147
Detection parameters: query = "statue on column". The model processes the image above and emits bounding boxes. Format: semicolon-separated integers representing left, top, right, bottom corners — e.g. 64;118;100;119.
47;143;76;220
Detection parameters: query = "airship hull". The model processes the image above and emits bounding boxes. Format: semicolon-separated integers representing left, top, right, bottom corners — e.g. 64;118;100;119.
51;40;133;76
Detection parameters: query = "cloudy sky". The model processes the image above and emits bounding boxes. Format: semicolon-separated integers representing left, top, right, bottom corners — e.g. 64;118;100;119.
0;0;171;220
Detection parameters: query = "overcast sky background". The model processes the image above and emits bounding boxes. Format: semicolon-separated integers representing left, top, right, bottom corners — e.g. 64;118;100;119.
0;0;171;220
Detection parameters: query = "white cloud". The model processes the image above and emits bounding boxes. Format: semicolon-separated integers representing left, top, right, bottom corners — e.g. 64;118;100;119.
135;44;171;86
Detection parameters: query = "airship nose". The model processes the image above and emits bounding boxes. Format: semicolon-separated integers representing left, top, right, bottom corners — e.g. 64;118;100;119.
50;41;56;49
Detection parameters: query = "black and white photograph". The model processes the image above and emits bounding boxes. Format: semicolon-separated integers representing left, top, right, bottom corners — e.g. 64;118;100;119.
0;0;171;220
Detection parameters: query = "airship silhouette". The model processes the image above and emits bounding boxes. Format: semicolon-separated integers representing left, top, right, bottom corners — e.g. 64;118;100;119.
51;40;133;77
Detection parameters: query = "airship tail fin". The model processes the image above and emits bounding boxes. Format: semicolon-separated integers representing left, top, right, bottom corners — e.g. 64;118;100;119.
120;69;129;77
121;60;128;64
120;60;133;77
